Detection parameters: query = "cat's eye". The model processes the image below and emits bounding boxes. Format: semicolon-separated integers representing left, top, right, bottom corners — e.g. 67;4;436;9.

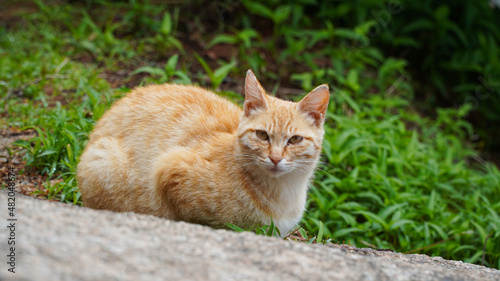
288;135;303;144
256;130;269;141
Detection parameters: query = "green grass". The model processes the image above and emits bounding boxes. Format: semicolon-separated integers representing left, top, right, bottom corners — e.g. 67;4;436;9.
1;0;499;269
308;96;500;266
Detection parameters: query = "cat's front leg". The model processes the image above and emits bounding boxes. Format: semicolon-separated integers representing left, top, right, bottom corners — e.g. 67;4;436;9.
152;148;219;225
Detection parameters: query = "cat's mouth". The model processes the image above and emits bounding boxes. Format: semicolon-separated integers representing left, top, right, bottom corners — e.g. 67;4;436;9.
267;166;288;177
259;158;291;177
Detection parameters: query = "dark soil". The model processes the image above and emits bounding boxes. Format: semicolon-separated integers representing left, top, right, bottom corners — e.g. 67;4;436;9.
0;128;57;200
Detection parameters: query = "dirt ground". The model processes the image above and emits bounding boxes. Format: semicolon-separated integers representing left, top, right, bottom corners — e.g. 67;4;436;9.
0;128;61;200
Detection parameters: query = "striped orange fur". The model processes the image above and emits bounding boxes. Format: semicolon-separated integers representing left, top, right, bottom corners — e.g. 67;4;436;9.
77;70;329;236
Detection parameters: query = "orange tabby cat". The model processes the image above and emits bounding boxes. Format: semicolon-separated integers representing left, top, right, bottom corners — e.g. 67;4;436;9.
77;70;329;236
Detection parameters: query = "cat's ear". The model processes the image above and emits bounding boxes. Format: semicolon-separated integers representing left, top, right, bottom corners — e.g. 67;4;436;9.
298;84;329;126
244;70;268;116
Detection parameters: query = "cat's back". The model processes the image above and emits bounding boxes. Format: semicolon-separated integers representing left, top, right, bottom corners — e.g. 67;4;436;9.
88;84;242;146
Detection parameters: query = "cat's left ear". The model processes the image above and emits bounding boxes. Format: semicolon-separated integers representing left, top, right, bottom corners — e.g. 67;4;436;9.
244;70;269;116
298;84;329;126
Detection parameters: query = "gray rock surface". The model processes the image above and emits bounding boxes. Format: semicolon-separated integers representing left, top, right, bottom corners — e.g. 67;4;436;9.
1;191;499;281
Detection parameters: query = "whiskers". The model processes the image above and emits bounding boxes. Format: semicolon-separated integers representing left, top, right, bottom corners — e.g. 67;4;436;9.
236;152;327;179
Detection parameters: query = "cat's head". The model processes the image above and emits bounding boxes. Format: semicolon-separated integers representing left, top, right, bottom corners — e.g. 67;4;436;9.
238;70;329;178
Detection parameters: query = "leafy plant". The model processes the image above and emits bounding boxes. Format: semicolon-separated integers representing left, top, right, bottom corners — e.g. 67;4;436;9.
227;219;281;238
12;84;115;203
304;89;500;267
146;9;185;55
62;10;134;62
133;54;192;84
208;28;259;50
195;54;237;89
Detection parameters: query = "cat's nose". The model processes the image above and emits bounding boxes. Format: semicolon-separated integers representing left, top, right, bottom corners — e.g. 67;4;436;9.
269;155;283;166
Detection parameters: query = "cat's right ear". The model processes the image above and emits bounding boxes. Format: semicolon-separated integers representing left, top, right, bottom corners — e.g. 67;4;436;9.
244;70;268;116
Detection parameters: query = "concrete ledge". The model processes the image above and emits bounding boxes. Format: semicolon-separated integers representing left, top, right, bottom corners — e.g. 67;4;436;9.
1;191;499;281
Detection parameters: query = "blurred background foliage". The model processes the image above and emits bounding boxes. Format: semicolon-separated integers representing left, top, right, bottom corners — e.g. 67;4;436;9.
214;0;500;156
1;0;499;269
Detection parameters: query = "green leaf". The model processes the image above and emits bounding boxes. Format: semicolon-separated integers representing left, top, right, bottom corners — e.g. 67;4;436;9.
37;149;58;157
379;203;407;221
273;5;292;25
172;71;192;84
317;221;324;243
132;66;165;77
333;228;364;238
335;89;360;113
434;5;450;22
400;19;434;34
353;210;387;229
392;37;420;48
389;219;415;230
379;58;406;80
238;29;258;48
334;28;364;41
321;138;333;163
291;72;313;90
212;59;237;89
194;54;213;78
429;222;448;240
207;34;239;48
160;13;172;36
12;139;31;148
166;37;184;53
226;223;245;232
356;191;384;206
242;1;274;20
165;54;179;74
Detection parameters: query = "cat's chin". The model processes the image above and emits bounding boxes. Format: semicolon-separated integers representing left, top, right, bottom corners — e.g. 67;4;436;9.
265;167;290;178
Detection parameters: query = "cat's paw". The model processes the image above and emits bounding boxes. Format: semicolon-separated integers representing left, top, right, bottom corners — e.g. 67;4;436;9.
78;137;130;189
